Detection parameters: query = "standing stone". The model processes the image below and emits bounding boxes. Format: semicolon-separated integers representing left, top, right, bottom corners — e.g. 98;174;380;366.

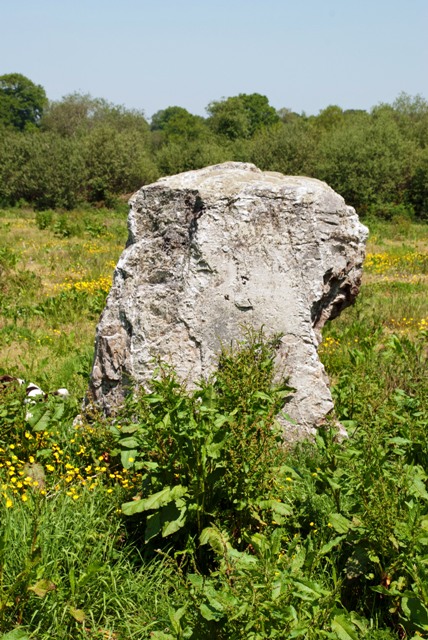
89;162;368;438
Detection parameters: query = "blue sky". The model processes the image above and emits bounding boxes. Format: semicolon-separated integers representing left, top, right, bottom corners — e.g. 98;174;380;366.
1;0;427;119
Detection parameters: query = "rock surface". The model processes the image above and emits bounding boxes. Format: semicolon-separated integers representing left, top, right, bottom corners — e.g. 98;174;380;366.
89;162;368;438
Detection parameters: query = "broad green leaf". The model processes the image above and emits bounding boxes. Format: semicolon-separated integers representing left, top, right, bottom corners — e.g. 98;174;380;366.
26;405;52;431
168;606;186;634
122;485;188;516
200;602;224;621
205;437;227;458
331;614;359;640
319;535;346;555
1;630;31;640
161;502;187;537
119;436;139;448
290;546;306;573
120;424;139;433
410;476;428;501
121;449;138;469
387;437;412;446
213;414;231;427
279;465;301;478
52;401;65;421
253;391;272;401
292;578;328;600
188;573;204;589
288;626;309;638
328;513;352;534
401;596;428;630
271;577;282;600
144;511;162;543
271;500;293;516
200;527;229;554
77;562;104;587
326;478;342;491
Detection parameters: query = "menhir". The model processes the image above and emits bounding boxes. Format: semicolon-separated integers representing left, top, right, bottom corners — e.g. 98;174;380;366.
88;162;368;439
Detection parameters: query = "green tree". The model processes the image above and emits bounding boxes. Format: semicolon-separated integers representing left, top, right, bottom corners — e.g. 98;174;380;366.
83;125;158;203
313;105;345;131
250;119;318;176
150;105;208;154
316;108;414;213
151;106;194;131
207;93;279;140
41;92;149;137
0;73;47;130
0;130;85;209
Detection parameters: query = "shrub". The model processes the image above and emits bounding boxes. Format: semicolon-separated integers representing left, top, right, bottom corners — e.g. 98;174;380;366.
115;329;293;566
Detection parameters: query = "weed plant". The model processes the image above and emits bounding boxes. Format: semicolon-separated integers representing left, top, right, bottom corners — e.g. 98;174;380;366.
116;330;292;567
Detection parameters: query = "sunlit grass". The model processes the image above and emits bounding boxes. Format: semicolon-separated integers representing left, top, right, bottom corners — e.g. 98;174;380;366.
0;207;127;394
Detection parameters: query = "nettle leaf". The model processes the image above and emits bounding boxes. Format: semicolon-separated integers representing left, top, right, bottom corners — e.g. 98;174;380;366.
122;485;188;516
328;513;352;534
331;614;359;640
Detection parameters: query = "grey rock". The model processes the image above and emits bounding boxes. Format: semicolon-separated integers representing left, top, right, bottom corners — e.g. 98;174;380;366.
88;162;368;439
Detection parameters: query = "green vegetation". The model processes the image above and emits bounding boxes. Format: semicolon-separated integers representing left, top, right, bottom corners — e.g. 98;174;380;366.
0;74;47;131
0;210;427;638
1;74;428;219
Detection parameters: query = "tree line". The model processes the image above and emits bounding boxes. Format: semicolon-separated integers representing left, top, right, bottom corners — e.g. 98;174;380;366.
1;72;428;219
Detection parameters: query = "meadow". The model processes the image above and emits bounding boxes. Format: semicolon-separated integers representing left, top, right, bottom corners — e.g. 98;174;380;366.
0;207;428;639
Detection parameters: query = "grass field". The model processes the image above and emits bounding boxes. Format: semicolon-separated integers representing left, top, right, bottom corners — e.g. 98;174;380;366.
0;208;427;639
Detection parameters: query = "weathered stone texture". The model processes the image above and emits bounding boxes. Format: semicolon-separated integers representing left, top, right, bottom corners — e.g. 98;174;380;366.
89;162;368;438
